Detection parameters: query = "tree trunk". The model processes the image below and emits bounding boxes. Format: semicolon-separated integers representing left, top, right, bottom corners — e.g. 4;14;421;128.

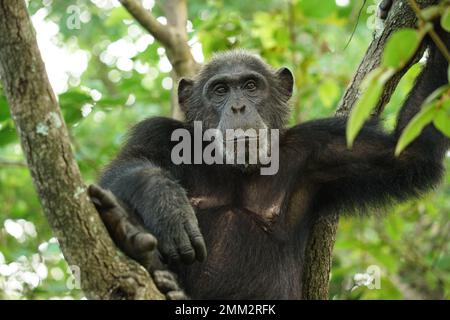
301;0;438;299
0;0;163;300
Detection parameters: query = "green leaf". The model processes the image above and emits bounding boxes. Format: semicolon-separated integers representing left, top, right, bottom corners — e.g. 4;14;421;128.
433;100;450;137
382;29;421;69
0;96;11;121
59;90;93;125
346;68;393;148
105;7;131;27
347;81;382;147
421;5;440;21
0;120;17;146
422;85;450;106
441;7;450;32
59;90;92;106
395;103;436;156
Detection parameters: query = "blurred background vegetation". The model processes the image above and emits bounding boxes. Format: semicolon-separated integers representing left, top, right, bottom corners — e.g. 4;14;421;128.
0;0;448;299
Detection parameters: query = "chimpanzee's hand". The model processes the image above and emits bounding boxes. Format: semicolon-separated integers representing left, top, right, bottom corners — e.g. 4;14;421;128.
88;184;190;300
88;184;158;267
139;186;207;266
88;183;206;266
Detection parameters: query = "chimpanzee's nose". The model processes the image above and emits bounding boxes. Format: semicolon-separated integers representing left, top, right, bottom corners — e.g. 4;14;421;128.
231;104;246;114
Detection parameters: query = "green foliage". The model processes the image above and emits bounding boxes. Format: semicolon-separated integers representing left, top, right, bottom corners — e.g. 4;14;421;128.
59;90;93;125
346;26;428;148
421;5;441;21
332;158;450;299
298;0;337;19
395;103;436;156
396;85;450;155
441;7;450;32
318;79;340;108
0;96;10;121
347;18;450;152
433;101;450;137
346;68;394;148
0;96;17;147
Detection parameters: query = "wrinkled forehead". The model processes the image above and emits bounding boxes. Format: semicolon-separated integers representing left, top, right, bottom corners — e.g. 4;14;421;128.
198;56;273;81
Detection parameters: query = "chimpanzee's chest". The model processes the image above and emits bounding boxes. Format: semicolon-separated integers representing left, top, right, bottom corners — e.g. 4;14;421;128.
188;177;287;232
186;163;310;233
180;167;310;299
181;206;304;299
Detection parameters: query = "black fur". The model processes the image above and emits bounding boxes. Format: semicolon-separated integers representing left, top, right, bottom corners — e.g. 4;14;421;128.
97;33;449;299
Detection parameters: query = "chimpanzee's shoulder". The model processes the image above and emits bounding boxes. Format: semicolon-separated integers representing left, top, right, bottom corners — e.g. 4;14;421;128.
123;116;189;146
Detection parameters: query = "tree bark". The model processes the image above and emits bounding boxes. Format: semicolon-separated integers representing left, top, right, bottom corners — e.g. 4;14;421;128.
0;0;164;300
301;0;439;299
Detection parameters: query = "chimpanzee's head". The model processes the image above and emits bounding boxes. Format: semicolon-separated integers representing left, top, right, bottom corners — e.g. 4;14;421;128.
177;50;293;169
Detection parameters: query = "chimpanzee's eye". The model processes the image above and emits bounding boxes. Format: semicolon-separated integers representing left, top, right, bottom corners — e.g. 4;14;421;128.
214;84;228;95
244;80;257;91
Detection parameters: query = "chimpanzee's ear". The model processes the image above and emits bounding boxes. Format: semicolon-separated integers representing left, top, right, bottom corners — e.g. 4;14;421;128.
276;67;294;99
178;78;194;110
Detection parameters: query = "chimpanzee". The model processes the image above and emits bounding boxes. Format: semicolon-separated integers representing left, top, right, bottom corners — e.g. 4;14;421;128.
88;2;449;299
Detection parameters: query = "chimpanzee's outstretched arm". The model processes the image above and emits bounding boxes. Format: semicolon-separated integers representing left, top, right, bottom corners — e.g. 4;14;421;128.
294;29;449;215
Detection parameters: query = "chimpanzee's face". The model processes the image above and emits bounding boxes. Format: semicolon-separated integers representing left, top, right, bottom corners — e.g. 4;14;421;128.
203;68;270;133
177;50;293;168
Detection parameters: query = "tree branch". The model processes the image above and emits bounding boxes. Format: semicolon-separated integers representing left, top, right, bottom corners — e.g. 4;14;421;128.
119;0;174;49
0;0;164;300
336;0;439;116
120;0;199;119
120;0;198;78
159;0;188;33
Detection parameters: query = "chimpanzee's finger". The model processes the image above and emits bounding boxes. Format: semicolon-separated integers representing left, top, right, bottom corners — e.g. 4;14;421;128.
87;184;117;209
184;220;207;262
114;214;157;255
131;232;157;253
153;270;180;293
159;239;182;265
176;231;196;264
166;291;189;300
